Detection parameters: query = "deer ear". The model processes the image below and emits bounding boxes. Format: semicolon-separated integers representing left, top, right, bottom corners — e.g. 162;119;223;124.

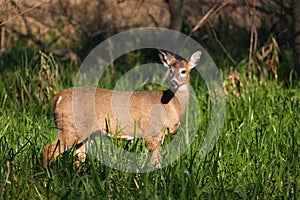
159;50;176;68
188;51;202;69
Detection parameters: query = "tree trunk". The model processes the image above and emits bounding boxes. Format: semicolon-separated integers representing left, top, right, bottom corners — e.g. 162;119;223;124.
168;0;184;32
293;0;300;75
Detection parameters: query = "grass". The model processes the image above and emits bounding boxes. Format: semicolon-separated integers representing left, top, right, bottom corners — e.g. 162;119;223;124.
0;50;299;199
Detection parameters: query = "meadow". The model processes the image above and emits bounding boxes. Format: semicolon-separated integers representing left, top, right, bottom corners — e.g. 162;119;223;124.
0;49;299;199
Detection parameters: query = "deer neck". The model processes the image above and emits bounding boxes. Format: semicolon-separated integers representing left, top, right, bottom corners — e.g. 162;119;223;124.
160;83;190;116
175;83;190;116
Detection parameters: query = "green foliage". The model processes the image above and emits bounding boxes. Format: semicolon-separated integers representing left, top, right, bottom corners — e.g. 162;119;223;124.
0;50;299;199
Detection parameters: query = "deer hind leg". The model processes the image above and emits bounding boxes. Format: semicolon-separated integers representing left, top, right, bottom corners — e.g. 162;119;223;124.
43;133;84;167
146;133;162;168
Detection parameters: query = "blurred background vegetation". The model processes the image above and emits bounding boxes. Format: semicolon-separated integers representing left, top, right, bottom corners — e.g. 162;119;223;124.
1;0;300;81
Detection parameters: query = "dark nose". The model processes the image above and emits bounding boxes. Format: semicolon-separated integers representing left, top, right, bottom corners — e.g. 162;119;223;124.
170;80;178;89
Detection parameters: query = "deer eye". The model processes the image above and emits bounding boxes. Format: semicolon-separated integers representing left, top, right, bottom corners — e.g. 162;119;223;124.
181;70;186;74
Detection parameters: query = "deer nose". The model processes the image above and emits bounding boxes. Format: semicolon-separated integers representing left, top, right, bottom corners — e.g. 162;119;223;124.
170;80;179;90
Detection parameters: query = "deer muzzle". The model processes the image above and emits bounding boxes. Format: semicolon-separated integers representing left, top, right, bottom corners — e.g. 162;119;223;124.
170;80;179;90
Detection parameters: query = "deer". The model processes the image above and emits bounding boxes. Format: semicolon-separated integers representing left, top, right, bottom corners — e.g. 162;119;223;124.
43;50;202;168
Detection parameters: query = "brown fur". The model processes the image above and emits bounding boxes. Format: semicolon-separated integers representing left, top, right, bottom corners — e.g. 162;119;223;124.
43;50;201;168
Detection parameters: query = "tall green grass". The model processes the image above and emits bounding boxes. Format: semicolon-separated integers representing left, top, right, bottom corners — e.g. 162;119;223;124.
0;50;299;199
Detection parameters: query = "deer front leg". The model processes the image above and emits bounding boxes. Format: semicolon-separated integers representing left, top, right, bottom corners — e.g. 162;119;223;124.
74;142;86;167
146;133;163;168
43;133;84;167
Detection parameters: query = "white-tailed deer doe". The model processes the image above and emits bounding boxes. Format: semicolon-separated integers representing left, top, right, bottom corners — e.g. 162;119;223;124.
43;50;201;168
